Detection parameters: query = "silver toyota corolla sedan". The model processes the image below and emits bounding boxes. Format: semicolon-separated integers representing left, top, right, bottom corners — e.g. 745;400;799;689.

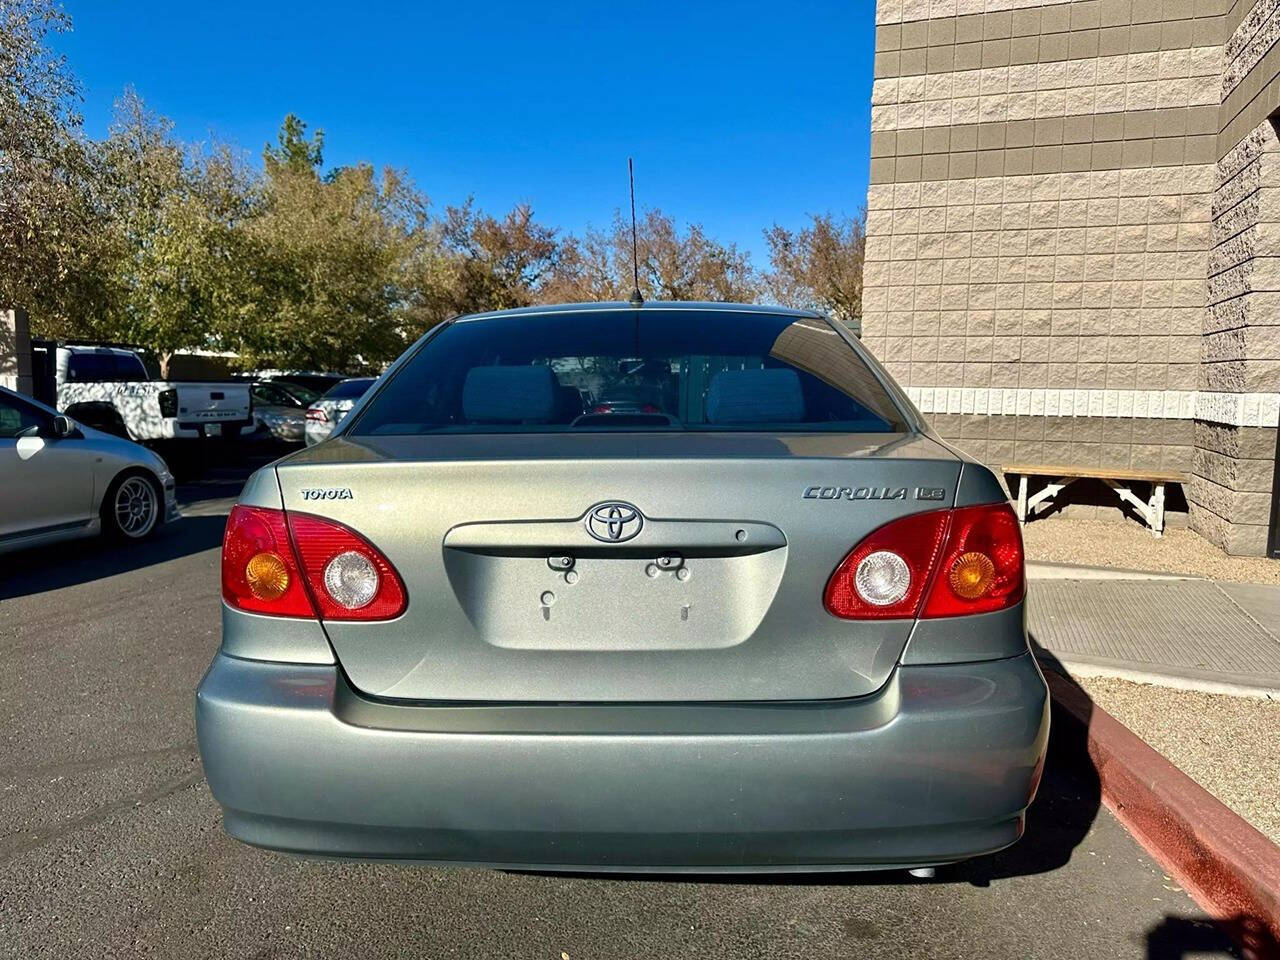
197;302;1049;872
1;385;177;554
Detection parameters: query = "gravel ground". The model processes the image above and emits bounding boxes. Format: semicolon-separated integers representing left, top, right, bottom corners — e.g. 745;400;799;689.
1023;517;1280;585
1075;674;1280;845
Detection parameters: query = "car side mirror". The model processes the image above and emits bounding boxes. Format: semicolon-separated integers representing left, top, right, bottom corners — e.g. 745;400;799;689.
51;415;78;438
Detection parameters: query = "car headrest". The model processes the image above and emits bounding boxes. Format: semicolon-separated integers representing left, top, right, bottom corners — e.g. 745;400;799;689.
462;366;558;423
706;368;805;424
556;383;584;420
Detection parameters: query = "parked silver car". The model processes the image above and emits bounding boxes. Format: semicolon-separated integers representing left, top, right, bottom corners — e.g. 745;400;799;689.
250;381;319;443
0;385;177;554
303;378;376;446
197;302;1049;872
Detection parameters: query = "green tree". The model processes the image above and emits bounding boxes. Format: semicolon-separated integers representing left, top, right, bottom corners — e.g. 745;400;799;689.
241;116;430;372
763;212;865;331
264;113;324;176
0;0;109;331
89;92;256;374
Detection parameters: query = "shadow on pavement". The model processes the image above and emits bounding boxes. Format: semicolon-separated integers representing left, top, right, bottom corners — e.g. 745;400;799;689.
1145;915;1251;959
1032;646;1267;960
0;513;227;600
522;645;1267;959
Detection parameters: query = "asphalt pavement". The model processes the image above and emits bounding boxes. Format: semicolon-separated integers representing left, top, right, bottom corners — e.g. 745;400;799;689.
0;464;1243;959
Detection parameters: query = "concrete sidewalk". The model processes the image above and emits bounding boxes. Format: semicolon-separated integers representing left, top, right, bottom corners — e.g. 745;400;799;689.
1027;577;1280;697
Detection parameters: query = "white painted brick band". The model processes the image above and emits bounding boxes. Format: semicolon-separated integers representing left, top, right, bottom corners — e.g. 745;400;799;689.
871;48;1221;131
878;0;1074;25
904;386;1280;427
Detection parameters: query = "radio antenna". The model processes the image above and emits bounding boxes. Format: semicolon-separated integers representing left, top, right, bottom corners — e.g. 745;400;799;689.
628;157;643;307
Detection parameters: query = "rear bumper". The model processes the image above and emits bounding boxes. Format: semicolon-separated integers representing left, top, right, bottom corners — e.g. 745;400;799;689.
196;652;1049;871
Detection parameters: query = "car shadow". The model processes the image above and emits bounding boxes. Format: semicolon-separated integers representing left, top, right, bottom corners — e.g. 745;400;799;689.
516;644;1104;890
0;513;227;600
515;646;1271;959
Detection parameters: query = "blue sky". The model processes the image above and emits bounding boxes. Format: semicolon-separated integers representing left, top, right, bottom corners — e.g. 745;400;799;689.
59;1;874;263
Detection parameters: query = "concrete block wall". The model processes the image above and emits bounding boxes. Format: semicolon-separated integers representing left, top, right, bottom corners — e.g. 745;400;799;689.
1194;0;1280;554
864;0;1224;478
0;308;32;396
867;0;1280;554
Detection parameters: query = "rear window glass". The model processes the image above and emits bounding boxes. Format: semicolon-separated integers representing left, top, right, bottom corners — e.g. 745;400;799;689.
349;310;906;436
66;352;147;382
322;379;375;400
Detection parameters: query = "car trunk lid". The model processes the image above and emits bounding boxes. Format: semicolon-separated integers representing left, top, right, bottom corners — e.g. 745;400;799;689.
275;432;964;702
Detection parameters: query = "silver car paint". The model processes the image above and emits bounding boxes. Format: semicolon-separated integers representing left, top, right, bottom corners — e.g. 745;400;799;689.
0;386;177;554
197;302;1049;870
273;432;966;702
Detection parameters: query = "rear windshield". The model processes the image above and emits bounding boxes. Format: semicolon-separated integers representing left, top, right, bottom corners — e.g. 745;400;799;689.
348;310;906;436
322;378;375;400
66;352;147;382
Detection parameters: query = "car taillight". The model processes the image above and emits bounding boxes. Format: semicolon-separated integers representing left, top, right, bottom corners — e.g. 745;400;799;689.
591;403;613;414
158;388;178;418
824;503;1023;620
824;509;951;619
221;505;406;621
920;503;1024;618
222;506;314;617
286;513;407;620
306;407;328;422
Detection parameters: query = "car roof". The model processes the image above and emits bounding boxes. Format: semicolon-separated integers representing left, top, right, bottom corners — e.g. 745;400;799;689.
453;301;826;324
60;345;139;357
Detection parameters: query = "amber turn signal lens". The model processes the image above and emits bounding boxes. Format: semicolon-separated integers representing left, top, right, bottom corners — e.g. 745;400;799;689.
948;551;996;600
245;551;290;601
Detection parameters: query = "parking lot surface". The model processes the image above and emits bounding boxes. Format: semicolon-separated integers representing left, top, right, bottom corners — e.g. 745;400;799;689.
0;467;1241;959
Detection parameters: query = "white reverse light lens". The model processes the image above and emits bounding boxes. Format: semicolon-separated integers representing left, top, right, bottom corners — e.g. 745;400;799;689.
854;550;911;606
323;550;380;609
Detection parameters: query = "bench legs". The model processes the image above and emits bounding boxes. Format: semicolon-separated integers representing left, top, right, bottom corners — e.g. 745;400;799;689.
1100;480;1166;538
1011;475;1167;537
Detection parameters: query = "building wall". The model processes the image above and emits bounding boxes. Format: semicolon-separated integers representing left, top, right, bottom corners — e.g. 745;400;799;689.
1197;0;1280;553
0;308;33;396
865;0;1280;554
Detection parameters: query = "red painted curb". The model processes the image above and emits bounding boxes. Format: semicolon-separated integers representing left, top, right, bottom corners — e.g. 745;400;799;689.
1046;670;1280;959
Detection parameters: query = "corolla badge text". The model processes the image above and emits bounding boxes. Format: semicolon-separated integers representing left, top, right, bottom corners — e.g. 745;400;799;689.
803;486;945;501
301;488;354;501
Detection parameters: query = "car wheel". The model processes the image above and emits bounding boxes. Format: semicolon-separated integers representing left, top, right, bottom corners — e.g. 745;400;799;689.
103;472;161;541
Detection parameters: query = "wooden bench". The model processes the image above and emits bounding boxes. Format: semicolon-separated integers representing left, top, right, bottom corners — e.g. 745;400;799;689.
1001;463;1188;537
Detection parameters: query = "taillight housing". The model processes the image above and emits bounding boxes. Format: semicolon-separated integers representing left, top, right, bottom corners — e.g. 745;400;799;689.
824;503;1024;620
221;505;407;621
305;406;328;422
158;388;178;418
221;506;315;617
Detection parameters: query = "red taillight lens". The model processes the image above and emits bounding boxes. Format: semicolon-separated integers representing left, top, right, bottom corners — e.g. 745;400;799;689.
287;513;407;621
221;505;407;621
824;503;1024;621
590;403;613;414
824;509;951;619
222;506;315;617
920;503;1024;618
305;407;328;422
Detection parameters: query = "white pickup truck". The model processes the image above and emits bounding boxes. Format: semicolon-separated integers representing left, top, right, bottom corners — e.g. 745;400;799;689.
55;346;254;443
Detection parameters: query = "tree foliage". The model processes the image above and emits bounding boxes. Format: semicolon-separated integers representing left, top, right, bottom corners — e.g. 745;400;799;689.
3;3;868;374
763;212;866;331
0;0;104;330
546;209;759;304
